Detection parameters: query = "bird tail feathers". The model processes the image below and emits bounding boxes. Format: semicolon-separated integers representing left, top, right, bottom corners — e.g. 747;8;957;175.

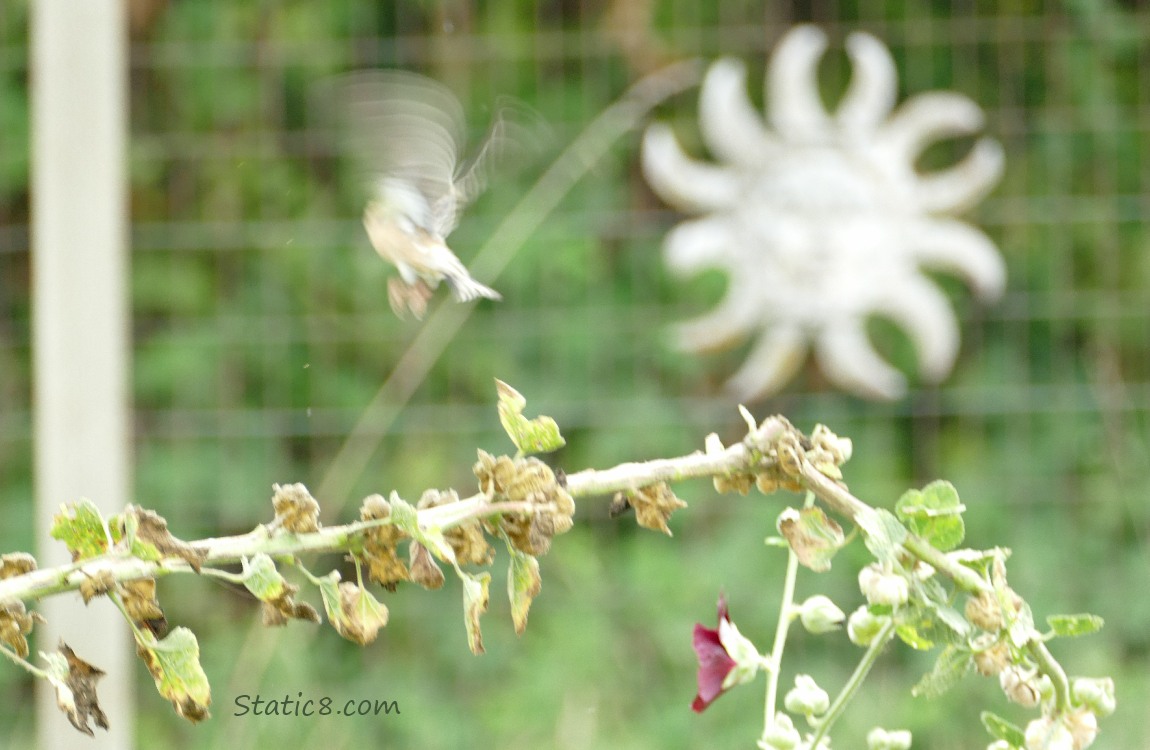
445;274;502;303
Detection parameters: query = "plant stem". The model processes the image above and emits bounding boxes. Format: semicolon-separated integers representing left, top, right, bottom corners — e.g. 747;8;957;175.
0;641;48;680
806;618;897;748
798;462;992;596
1028;639;1072;712
761;536;800;741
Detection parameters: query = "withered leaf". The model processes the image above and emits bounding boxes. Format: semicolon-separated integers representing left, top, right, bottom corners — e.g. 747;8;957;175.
777;506;845;572
316;574;389;646
408;542;445;590
260;581;321;627
462;572;491;655
44;642;109;736
123;506;208;573
119;579;166;632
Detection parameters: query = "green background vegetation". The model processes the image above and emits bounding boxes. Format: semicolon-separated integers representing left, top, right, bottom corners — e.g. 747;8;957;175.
1;1;1148;747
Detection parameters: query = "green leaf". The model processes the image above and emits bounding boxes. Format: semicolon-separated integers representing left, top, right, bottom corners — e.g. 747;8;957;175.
895;480;966;552
315;570;345;626
240;554;287;601
895;622;935;650
912;644;971;698
507;547;542;636
895;602;961;650
462;571;491;655
980;711;1026;746
49;500;109;561
1046;613;1104;638
495;379;565;455
138;627;211;722
776;506;846;572
910;575;971;640
1007;600;1037;648
855;508;908;563
386;492;419;532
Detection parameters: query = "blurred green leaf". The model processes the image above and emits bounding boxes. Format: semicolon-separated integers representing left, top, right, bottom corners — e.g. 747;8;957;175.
895;480;965;552
911;644;971;698
981;711;1026;747
1046;613;1104;638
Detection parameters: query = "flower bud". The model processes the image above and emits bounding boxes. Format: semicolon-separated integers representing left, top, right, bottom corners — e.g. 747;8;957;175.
859;564;909;607
866;727;912;750
1025;716;1075;750
799;595;845;634
1065;709;1098;749
783;674;829;717
965;591;1005;631
1072;677;1115;717
1000;665;1041;708
759;713;801;750
971;632;1010;677
847;606;887;647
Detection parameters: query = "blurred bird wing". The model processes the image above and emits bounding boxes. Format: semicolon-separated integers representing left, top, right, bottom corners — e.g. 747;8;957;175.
324;70;466;214
439;97;552;235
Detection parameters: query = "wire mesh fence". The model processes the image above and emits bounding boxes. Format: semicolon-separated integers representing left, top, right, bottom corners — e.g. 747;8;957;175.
2;1;1149;748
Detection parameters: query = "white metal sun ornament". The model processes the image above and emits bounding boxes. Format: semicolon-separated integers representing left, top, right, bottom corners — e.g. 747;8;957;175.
642;25;1006;400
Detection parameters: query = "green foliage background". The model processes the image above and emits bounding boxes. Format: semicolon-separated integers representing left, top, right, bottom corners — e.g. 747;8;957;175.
2;1;1148;747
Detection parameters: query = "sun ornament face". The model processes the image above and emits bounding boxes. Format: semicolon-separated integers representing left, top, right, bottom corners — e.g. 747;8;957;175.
642;25;1006;400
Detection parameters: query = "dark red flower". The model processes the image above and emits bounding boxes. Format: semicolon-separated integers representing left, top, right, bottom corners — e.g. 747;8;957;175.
691;594;737;712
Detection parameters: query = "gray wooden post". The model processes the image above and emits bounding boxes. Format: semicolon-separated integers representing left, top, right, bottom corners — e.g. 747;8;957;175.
30;0;133;748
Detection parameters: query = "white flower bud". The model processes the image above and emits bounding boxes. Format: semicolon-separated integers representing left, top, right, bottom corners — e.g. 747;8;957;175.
859;564;909;607
1072;677;1115;717
784;674;829;717
999;665;1042;708
1064;709;1098;749
759;713;801;750
847;605;887;647
866;727;912;750
1025;716;1075;750
799;595;845;634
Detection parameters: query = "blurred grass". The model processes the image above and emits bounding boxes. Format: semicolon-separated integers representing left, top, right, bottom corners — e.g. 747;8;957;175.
2;0;1149;747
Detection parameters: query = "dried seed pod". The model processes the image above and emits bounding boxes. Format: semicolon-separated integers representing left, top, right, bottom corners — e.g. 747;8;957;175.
358;494;409;588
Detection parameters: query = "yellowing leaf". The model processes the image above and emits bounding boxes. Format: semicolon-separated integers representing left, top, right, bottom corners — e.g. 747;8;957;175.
240;554;287;601
136;627;211;722
462;572;491;655
508;548;541;636
495;380;565;455
50;500;109;562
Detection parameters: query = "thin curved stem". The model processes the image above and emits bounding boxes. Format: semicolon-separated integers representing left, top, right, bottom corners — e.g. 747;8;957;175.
806;618;897;748
761;539;800;739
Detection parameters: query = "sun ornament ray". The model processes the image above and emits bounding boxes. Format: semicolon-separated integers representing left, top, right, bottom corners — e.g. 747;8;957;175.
642;25;1005;400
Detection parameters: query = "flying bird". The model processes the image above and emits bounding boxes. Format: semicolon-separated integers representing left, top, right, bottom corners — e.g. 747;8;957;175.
327;70;528;318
